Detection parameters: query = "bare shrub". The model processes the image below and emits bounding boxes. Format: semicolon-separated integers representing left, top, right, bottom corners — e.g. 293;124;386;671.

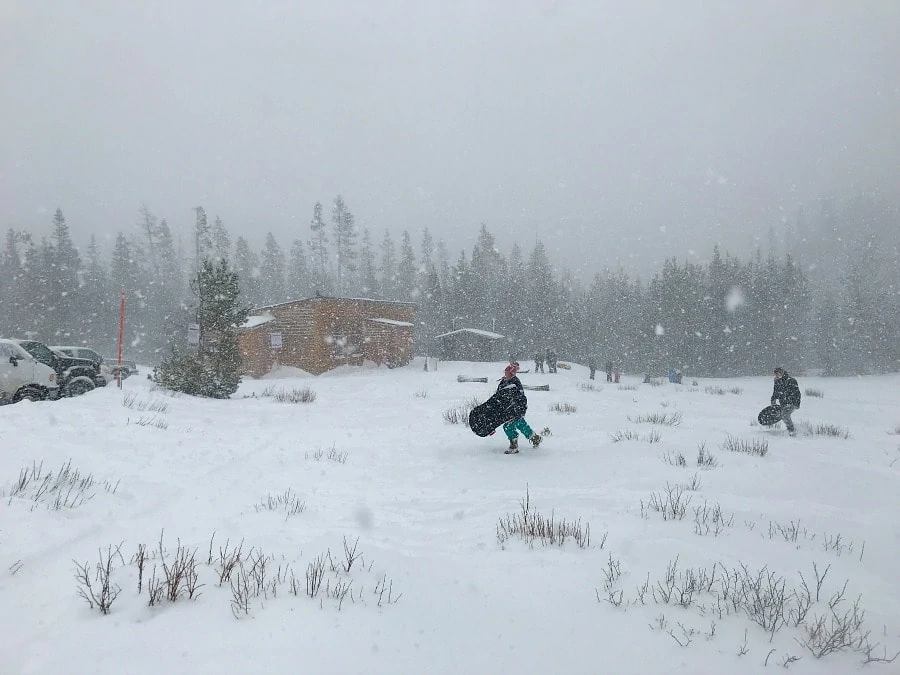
326;446;348;463
696;442;718;468
4;460;118;510
141;530;204;604
888;425;900;436
73;545;124;615
214;537;245;585
578;383;598;392
550;401;578;414
805;388;824;398
799;421;851;439
727;387;742;395
629;411;682;426
663;450;687;467
648;378;665;387
130;415;169;430
705;386;726;395
693;500;734;536
306;553;327;598
443;397;481;426
721;434;768;457
305;445;348;463
271;387;317;404
617;384;638;391
122;393;169;413
643;483;692;521
680;472;702;491
255;488;306;518
497;485;591;549
414;388;428;398
610;429;661;443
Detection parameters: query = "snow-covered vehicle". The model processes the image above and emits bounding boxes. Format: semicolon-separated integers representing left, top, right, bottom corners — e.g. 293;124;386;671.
12;339;103;397
51;345;112;384
0;339;60;403
101;357;138;380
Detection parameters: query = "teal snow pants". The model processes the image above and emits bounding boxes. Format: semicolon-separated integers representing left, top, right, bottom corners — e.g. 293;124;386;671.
503;417;534;441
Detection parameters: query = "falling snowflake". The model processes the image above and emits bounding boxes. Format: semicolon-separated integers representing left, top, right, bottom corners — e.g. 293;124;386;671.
725;287;744;313
655;324;665;336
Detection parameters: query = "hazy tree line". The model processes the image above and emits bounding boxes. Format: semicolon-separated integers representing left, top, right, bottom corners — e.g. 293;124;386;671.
1;194;897;377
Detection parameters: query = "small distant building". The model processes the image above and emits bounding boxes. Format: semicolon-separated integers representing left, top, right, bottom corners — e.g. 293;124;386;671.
237;296;416;377
434;328;506;362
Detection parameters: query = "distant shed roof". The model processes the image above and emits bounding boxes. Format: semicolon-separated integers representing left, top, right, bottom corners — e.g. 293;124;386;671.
433;328;505;340
367;318;414;327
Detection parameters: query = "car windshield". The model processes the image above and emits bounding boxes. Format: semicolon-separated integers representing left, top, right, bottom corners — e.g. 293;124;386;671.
20;341;56;365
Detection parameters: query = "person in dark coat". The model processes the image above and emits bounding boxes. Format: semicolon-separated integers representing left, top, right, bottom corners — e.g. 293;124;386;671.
605;360;613;382
546;348;557;373
771;366;801;435
534;351;544;373
588;356;597;380
497;361;542;454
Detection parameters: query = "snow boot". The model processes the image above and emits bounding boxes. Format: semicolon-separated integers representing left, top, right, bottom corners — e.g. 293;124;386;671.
530;434;542;448
505;439;519;454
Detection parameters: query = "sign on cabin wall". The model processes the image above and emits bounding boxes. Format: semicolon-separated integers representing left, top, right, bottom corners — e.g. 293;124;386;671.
269;332;283;349
187;323;200;346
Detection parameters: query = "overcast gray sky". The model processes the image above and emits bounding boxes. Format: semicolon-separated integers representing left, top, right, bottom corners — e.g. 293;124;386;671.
2;0;898;277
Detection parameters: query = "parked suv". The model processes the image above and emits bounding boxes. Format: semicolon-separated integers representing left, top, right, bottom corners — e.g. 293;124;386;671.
51;345;111;385
0;339;60;403
12;339;104;397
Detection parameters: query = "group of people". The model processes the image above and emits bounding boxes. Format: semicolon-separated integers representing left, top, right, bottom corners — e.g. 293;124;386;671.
533;348;558;373
587;358;619;382
488;361;803;454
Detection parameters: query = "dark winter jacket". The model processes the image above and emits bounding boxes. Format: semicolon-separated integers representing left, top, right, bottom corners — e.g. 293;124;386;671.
771;372;801;408
496;375;528;420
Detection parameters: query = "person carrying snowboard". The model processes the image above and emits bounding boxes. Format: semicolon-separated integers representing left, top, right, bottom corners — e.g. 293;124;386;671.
771;366;801;435
497;361;542;454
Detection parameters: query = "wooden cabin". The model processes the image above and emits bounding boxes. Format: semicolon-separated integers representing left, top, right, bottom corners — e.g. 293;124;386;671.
237;296;416;377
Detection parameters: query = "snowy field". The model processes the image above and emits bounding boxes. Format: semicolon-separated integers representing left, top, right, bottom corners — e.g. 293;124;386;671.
1;360;898;675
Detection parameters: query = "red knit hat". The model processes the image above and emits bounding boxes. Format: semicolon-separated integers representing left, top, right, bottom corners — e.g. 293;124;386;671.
504;361;520;378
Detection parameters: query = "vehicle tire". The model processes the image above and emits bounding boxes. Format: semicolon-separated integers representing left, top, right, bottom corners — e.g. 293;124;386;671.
64;376;95;397
13;386;46;402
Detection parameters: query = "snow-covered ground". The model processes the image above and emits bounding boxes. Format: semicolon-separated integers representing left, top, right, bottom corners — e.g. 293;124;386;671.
1;360;898;674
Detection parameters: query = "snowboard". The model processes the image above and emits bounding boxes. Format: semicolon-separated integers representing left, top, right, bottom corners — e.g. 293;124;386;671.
468;392;513;437
757;404;782;426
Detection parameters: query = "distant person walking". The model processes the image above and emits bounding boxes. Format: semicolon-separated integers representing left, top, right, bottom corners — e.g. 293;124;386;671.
771;366;801;435
588;356;597;380
534;351;544;373
605;360;613;382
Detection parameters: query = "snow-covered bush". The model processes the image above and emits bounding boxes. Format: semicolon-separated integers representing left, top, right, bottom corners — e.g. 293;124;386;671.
496;486;592;549
629;411;682;426
720;435;768;457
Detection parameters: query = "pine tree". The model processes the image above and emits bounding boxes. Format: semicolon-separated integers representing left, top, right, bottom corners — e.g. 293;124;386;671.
211;216;231;264
287;239;309;299
259;232;286;305
380;230;397;300
332;195;357;295
233;237;261;308
193;206;212;276
153;259;249;398
80;235;112;351
358;228;379;298
308;201;329;294
0;229;31;336
48;208;82;338
396;230;417;300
